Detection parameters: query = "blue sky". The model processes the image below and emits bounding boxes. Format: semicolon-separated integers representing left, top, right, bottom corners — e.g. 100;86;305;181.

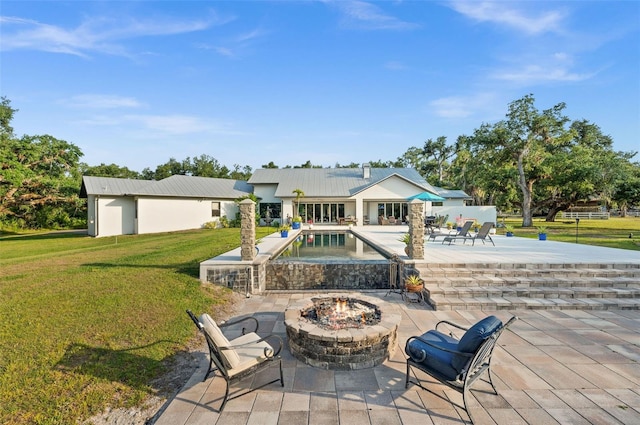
2;1;638;173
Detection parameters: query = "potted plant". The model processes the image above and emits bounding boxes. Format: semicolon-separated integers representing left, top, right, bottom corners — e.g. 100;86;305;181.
292;216;302;230
536;226;547;241
399;233;411;255
279;224;291;238
504;224;514;237
405;274;423;293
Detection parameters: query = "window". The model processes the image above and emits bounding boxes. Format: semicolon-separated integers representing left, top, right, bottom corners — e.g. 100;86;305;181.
211;202;220;217
259;203;281;219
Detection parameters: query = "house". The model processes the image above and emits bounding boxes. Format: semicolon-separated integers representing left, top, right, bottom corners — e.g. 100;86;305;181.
80;164;495;237
248;164;466;226
80;175;252;237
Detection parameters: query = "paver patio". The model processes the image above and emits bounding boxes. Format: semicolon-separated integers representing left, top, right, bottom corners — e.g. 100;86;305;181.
156;228;640;425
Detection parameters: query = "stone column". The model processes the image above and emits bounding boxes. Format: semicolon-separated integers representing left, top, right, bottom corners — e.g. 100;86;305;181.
408;199;424;259
239;199;256;261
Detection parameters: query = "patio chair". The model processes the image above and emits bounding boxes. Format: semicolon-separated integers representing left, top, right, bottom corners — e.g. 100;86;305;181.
443;221;495;246
405;315;518;422
427;220;473;242
186;310;284;412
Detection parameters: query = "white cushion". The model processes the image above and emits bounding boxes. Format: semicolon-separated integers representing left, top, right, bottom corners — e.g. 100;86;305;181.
226;332;274;377
199;313;240;369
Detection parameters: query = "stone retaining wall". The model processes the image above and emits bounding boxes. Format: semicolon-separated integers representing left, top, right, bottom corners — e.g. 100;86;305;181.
265;260;391;291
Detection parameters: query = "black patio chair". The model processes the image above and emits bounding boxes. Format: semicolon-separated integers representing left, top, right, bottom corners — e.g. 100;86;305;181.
405;315;517;422
443;221;495;246
427;220;473;242
186;310;284;411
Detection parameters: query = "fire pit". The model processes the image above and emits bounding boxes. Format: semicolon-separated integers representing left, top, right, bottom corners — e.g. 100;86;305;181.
285;294;401;370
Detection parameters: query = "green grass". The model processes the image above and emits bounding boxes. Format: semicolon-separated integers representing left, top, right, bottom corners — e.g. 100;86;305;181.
496;216;640;251
0;227;275;425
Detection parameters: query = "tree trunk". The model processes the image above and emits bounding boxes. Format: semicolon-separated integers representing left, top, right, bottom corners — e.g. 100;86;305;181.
516;150;534;227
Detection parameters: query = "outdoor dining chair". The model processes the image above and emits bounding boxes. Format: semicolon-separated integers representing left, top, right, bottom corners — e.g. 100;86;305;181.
405;315;518;423
186;310;284;411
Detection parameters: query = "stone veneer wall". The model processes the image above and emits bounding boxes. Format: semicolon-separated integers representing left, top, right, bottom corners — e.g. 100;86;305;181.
265;260;391;291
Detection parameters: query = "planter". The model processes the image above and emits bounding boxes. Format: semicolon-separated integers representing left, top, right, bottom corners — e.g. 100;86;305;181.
538;233;547;241
292;222;301;229
280;230;289;238
406;284;423;293
506;232;514;237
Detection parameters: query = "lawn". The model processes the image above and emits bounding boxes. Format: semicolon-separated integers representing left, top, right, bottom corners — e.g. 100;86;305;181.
1;219;637;424
497;216;640;251
0;227;275;425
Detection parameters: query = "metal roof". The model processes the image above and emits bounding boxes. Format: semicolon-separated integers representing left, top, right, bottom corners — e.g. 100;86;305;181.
80;175;253;199
248;167;440;198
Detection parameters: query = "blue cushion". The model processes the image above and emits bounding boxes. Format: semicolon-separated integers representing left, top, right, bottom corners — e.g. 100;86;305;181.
406;330;459;381
451;315;502;371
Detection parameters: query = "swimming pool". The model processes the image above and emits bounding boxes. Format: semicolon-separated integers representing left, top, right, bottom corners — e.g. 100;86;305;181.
274;231;387;261
267;231;393;291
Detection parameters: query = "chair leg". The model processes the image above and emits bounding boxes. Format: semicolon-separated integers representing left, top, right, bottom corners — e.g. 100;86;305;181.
279;360;284;387
204;358;215;381
220;380;231;412
405;362;411;388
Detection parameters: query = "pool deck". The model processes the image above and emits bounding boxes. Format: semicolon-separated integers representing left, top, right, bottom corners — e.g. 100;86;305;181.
157;226;640;425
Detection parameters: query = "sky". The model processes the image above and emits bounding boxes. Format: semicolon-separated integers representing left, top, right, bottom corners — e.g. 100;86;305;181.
1;1;639;174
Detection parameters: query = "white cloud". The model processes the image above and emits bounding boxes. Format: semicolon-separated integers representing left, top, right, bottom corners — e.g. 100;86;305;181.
384;61;407;70
492;65;595;84
328;0;418;30
123;114;244;136
63;94;144;109
196;26;268;58
491;53;598;84
448;1;566;35
0;13;226;57
430;93;499;118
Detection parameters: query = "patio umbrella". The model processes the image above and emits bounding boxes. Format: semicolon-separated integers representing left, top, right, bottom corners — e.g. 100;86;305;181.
407;191;445;216
407;191;445;202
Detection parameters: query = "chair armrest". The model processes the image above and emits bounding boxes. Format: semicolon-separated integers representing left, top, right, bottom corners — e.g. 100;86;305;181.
220;334;283;358
219;316;259;334
435;320;469;335
405;335;473;362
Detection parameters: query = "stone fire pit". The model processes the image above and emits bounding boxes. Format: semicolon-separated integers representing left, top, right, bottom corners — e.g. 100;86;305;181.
284;294;401;370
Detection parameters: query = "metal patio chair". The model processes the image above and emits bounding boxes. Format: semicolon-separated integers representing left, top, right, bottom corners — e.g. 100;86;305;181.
405;315;518;423
443;221;495;246
186;310;283;411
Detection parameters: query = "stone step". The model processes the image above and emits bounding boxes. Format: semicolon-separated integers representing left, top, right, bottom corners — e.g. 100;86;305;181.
413;262;640;311
421;276;638;288
427;285;640;299
427;295;640;311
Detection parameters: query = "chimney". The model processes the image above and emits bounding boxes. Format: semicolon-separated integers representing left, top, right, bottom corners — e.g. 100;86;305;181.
362;163;370;179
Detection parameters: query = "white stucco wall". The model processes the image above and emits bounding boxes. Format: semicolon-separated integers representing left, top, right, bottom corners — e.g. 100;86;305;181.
136;197;238;234
96;196;135;237
433;205;497;226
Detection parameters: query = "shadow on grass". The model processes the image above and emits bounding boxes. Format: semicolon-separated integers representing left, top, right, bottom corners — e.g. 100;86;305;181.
82;262;200;278
55;341;184;392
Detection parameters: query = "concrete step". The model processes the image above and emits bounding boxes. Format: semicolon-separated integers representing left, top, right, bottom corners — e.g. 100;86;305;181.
413;262;640;311
427;295;640;311
427;285;640;299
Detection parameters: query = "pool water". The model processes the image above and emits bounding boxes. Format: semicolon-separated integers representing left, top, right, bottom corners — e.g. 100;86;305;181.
276;231;387;261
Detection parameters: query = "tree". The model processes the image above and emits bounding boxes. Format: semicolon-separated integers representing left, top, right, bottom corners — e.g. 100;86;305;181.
80;163;141;179
401;136;456;186
536;120;632;221
292;188;305;217
0;101;84;228
464;94;572;226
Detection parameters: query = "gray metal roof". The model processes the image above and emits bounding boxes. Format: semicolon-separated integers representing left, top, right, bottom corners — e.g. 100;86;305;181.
248;167;439;198
80;175;253;199
433;187;472;200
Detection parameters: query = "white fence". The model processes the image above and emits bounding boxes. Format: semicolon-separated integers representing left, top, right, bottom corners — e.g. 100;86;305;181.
560;211;610;220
